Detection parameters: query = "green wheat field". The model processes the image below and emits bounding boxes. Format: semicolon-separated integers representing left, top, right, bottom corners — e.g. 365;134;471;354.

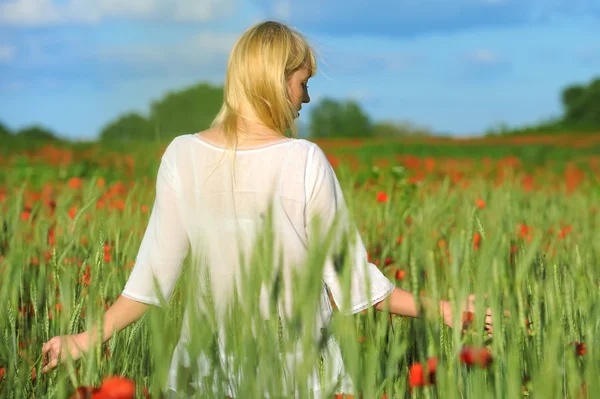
0;136;598;398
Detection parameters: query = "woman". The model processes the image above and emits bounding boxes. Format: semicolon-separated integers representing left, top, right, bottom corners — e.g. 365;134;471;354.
41;20;491;398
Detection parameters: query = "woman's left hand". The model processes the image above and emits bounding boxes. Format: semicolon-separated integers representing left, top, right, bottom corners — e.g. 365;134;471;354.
441;295;493;337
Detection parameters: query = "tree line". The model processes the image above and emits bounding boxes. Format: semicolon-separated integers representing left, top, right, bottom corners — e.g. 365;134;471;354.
0;83;431;145
485;76;600;136
2;75;600;143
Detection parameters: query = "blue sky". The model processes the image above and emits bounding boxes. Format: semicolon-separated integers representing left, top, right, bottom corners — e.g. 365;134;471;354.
0;0;599;140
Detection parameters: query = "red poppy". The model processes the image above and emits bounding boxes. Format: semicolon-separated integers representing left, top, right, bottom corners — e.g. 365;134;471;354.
462;311;474;330
82;265;91;286
48;227;56;246
395;269;405;281
20;209;31;222
376;192;389;203
100;376;136;398
473;232;481;250
409;357;438;387
459;346;493;368
575;342;586;356
559;225;572;239
68;177;83;189
476;198;485;209
72;376;136;399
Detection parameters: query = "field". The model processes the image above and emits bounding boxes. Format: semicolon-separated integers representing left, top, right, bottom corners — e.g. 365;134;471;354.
0;133;599;398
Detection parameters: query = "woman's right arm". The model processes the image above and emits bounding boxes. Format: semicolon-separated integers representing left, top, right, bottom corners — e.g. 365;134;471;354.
86;295;151;347
42;140;190;373
41;295;149;373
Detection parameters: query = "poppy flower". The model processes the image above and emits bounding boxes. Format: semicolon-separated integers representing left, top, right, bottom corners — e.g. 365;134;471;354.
473;232;481;250
476;198;485;209
395;269;405;281
575;342;586;356
376;192;389;203
100;376;135;397
408;357;438;387
68;177;83;189
20;209;32;222
459;346;493;368
462;311;474;330
48;227;56;246
71;376;136;399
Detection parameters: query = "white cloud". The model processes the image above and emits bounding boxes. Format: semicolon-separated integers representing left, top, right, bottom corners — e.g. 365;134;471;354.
0;0;61;26
0;45;16;63
64;0;159;23
470;49;501;64
95;31;238;72
171;0;235;21
0;0;236;26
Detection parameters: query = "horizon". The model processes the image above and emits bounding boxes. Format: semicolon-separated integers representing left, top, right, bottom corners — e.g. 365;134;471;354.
1;0;599;140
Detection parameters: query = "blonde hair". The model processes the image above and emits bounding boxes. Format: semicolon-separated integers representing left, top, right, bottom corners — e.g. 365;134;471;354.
211;20;317;150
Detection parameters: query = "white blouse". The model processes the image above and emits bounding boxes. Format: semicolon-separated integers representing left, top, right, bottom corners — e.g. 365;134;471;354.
121;133;395;398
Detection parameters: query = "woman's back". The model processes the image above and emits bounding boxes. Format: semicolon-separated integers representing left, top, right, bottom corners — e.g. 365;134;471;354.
123;132;321;315
121;132;395;397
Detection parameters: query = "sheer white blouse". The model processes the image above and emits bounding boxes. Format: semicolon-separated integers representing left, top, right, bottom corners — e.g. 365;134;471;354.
121;133;395;397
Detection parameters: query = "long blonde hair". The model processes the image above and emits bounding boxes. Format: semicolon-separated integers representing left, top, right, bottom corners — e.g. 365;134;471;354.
211;20;317;150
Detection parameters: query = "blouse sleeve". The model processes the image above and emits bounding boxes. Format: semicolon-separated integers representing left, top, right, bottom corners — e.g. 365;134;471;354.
304;144;395;315
121;150;190;307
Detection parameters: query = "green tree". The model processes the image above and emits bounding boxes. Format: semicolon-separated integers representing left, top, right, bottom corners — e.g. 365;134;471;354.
309;97;372;138
16;125;60;141
561;77;600;127
372;120;432;137
150;83;224;140
99;112;154;143
0;121;11;137
488;75;600;136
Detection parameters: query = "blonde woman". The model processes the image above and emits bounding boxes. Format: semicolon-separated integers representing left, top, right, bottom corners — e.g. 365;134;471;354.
41;20;492;398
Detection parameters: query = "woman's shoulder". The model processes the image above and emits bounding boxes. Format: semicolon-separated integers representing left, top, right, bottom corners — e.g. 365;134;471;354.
158;134;199;167
160;133;326;163
163;132;206;153
290;138;326;155
296;139;330;164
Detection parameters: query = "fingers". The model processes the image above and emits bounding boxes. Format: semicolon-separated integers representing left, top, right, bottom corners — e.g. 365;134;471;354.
464;295;496;339
41;337;61;374
484;307;494;338
41;357;58;374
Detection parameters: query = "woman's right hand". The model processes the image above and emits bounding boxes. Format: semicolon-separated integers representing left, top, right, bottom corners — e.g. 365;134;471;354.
40;295;150;374
41;333;89;374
